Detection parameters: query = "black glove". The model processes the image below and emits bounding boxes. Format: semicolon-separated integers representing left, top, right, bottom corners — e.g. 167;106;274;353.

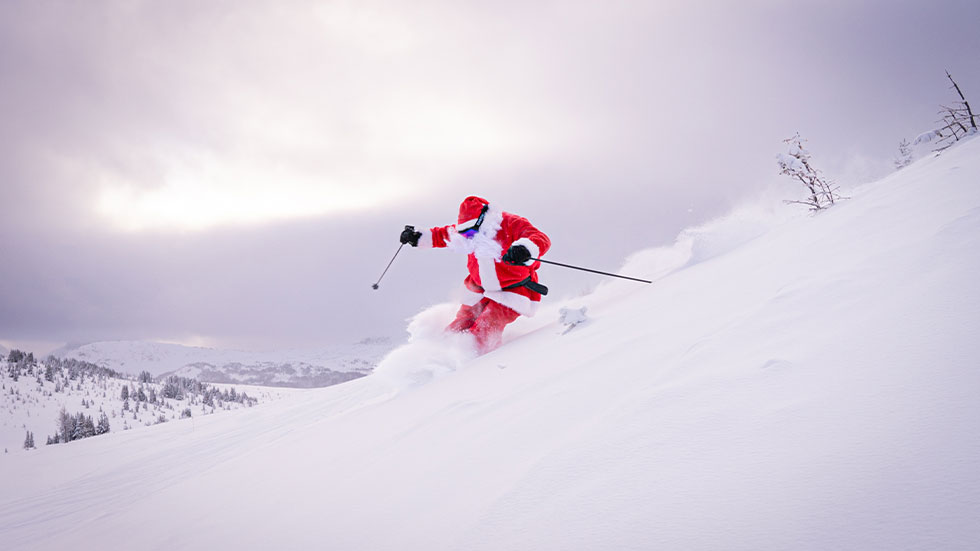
400;226;422;247
502;244;532;265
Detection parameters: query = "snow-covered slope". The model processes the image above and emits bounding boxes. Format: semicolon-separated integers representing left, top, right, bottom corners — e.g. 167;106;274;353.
2;139;979;550
54;338;392;386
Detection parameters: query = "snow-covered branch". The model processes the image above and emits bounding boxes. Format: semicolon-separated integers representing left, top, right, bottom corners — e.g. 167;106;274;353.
777;133;839;211
915;71;978;152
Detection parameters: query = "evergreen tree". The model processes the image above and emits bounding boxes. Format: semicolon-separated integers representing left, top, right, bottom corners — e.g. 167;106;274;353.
120;385;129;400
81;415;96;438
96;412;111;435
71;414;85;441
58;408;72;443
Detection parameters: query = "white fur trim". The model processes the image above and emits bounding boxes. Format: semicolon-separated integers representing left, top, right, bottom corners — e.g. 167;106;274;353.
457;216;481;230
461;287;483;306
484;290;539;317
476;256;502;292
417;229;435;248
511;237;539;265
445;204;506;291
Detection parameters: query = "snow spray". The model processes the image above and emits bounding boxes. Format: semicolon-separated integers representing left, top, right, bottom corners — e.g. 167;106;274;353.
372;303;479;390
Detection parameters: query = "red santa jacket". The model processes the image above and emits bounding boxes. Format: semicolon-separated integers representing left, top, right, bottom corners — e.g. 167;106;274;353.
419;202;550;316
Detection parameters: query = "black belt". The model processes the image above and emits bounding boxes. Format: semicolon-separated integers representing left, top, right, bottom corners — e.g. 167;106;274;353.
501;276;549;296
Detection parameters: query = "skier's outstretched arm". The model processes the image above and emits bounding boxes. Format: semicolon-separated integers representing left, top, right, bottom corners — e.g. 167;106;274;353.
400;224;456;248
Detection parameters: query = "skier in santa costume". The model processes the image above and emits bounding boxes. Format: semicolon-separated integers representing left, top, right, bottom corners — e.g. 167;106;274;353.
400;196;551;353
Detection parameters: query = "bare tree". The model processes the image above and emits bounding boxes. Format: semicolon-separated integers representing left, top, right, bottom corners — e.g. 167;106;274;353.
777;133;840;211
894;138;913;170
915;71;977;151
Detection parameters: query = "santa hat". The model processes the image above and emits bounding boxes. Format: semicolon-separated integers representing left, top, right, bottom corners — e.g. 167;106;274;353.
457;196;490;231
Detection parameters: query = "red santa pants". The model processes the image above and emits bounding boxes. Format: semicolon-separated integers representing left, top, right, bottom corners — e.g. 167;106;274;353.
447;297;521;353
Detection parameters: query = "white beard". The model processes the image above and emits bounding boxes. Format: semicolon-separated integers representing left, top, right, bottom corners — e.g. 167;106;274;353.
446;206;504;260
446;206;505;291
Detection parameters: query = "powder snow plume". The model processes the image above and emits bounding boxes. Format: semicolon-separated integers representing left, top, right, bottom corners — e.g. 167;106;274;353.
371;303;479;390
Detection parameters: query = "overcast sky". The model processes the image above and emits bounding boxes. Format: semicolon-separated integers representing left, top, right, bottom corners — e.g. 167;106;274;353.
2;0;978;354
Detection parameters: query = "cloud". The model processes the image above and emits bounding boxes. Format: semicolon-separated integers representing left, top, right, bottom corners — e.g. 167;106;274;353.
2;1;594;232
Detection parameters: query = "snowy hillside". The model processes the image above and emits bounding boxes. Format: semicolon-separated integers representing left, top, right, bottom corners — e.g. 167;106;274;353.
54;338;392;387
1;355;302;454
2;138;979;550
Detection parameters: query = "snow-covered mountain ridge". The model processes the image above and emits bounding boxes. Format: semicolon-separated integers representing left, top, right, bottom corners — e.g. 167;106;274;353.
53;338;393;387
1;138;979;550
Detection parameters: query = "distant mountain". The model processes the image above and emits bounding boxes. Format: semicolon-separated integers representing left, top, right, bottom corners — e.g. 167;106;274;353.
164;360;368;388
53;338;396;387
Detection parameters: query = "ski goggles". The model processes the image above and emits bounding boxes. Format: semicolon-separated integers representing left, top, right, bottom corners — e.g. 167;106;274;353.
457;205;488;239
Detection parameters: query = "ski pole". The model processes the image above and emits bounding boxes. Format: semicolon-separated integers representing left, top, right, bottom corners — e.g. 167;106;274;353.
372;228;412;290
372;244;403;290
532;258;652;284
